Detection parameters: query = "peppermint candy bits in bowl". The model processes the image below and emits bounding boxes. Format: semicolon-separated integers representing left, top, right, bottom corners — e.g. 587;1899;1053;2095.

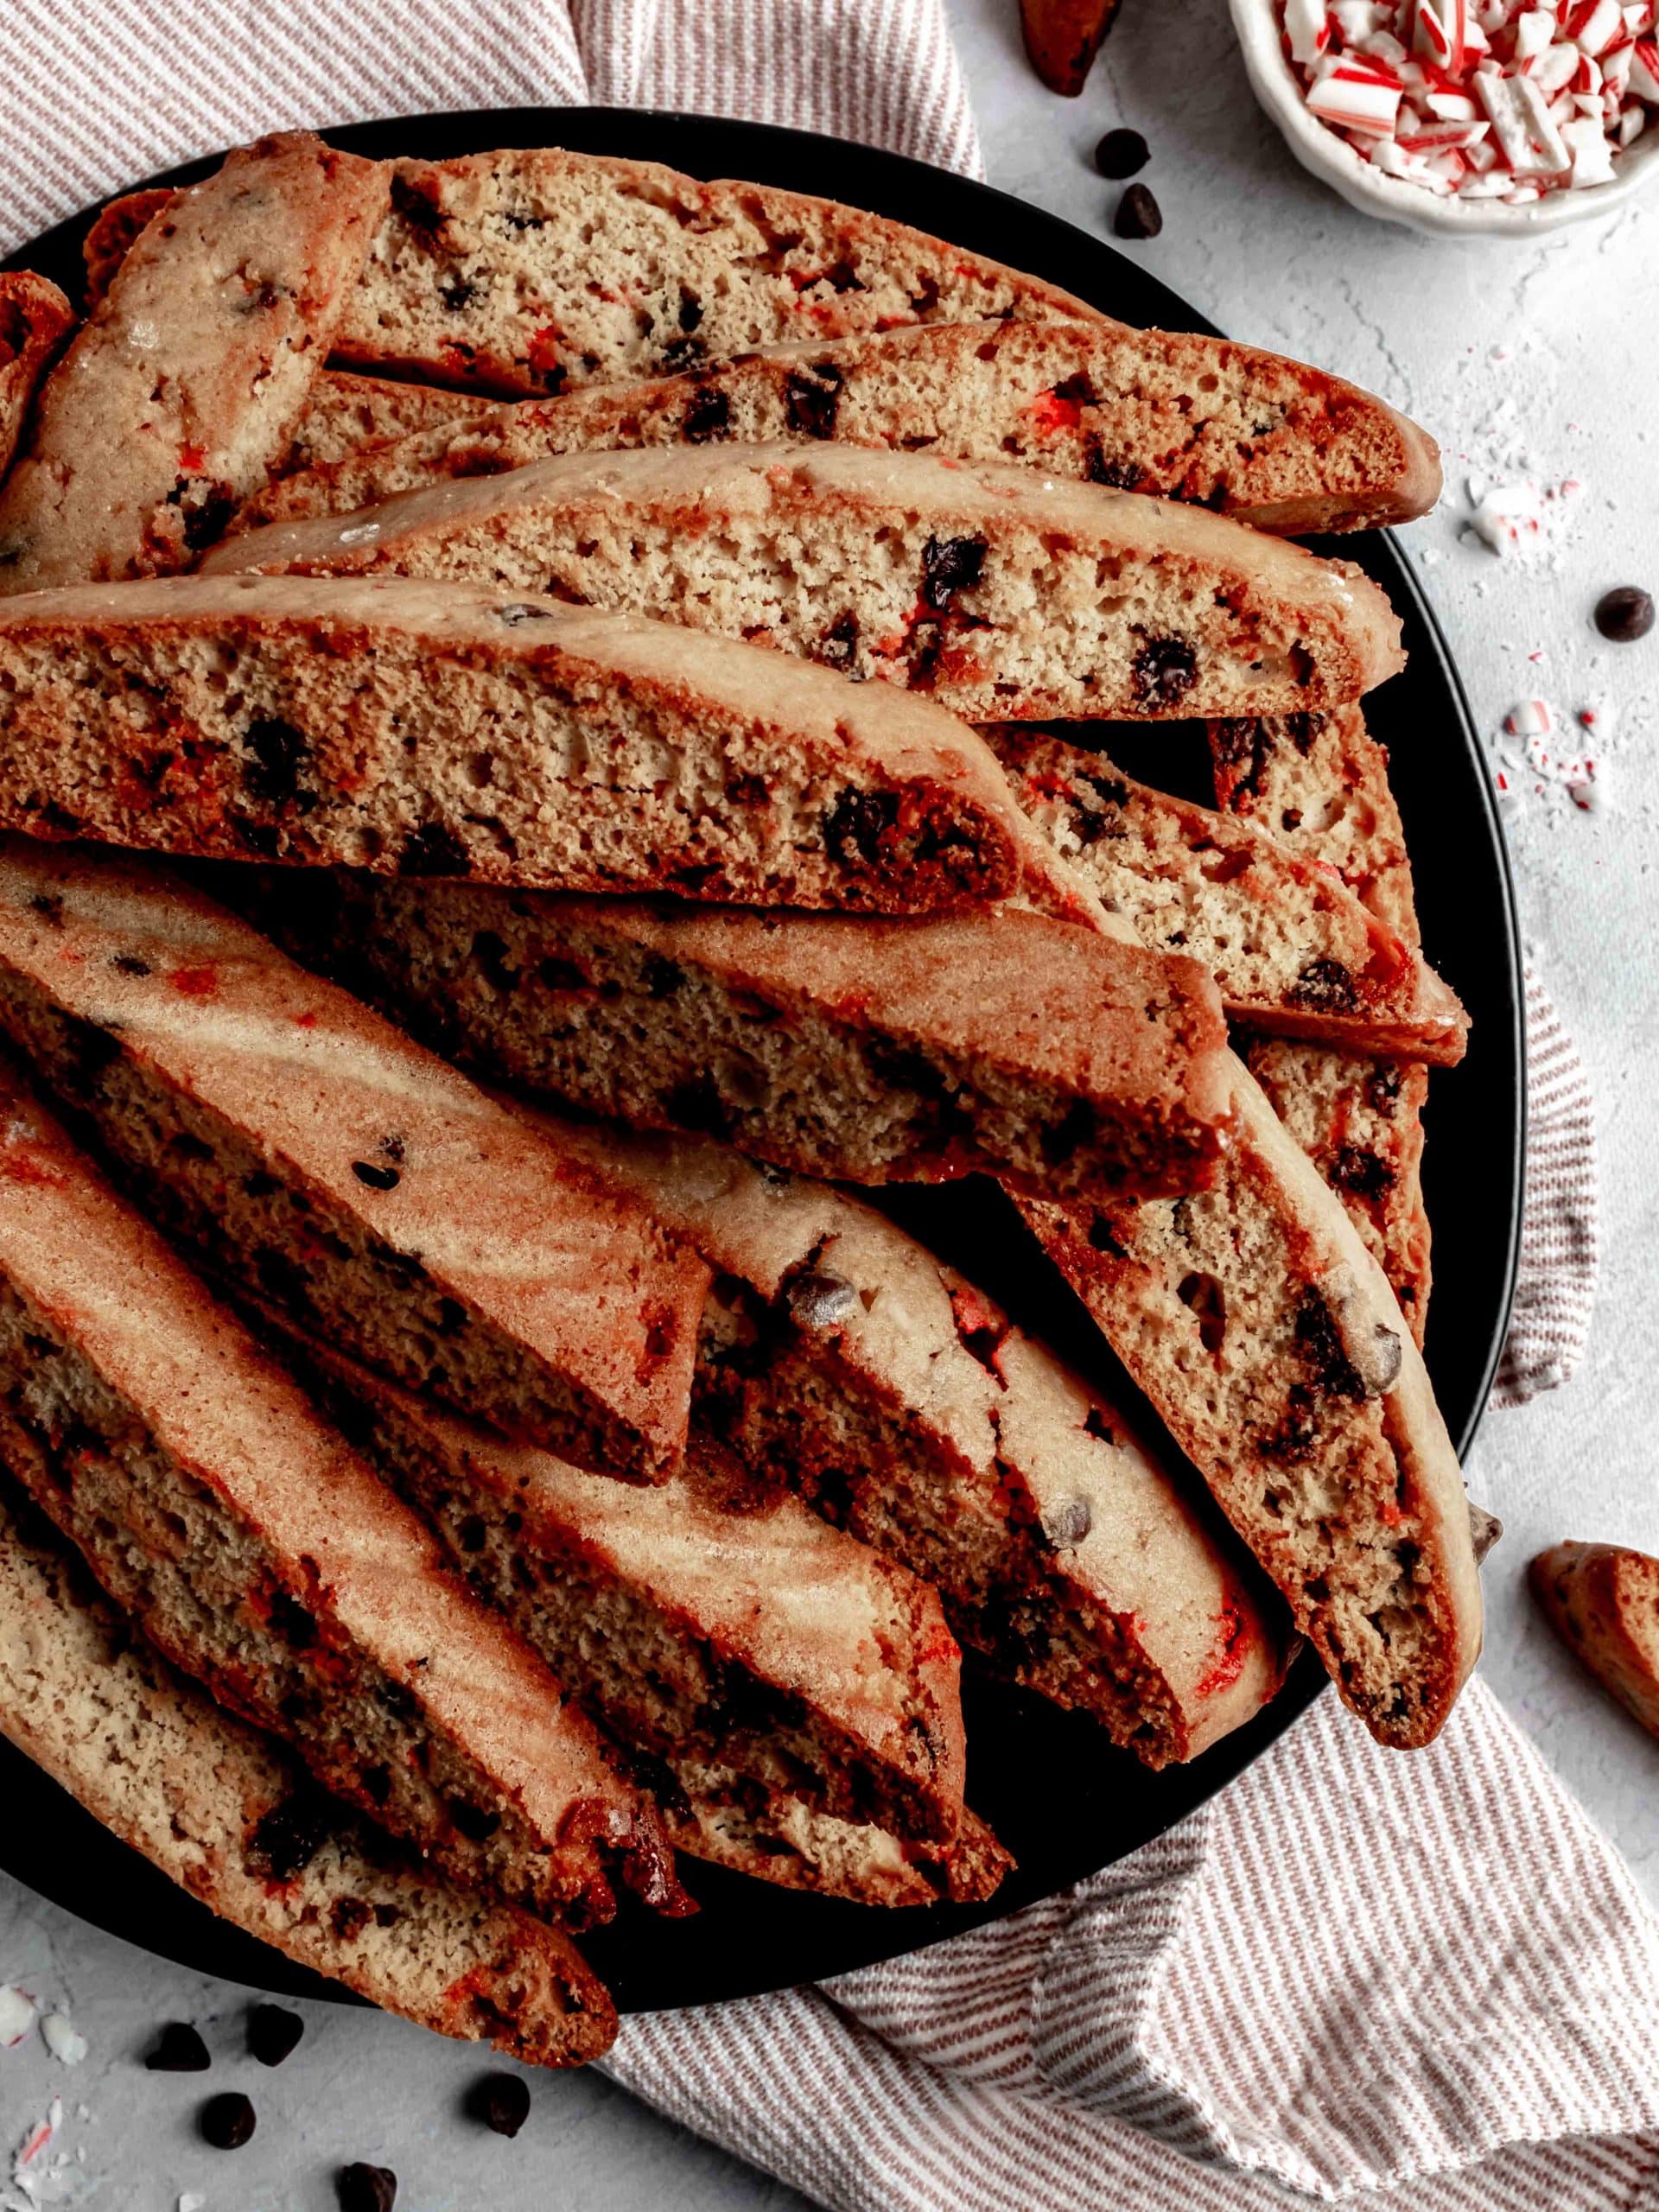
1231;0;1659;232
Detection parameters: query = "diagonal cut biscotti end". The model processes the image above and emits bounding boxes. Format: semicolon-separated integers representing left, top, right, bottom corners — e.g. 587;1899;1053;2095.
988;726;1468;1064
200;441;1408;721
0;574;1037;914
1531;1542;1659;1742
235;317;1440;543
0;1478;618;2065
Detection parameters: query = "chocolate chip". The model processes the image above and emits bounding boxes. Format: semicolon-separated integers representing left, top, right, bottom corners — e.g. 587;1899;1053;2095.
469;2072;531;2138
677;286;704;333
447;1796;501;1842
787;1270;860;1330
391;172;446;241
1052;372;1099;406
919;533;987;613
1593;586;1654;642
440;276;476;311
26;892;63;927
177;488;234;552
247;2004;303;2068
397;823;470;877
1083;1406;1116;1446
1294;1292;1365;1399
1289;957;1358;1014
1113;184;1163;240
494;601;552;625
1332;1145;1394;1198
200;2092;257;2150
783;363;843;439
352;1160;401;1192
818;611;861;671
338;2161;398;2212
663;1074;733;1139
1129;632;1198;709
332;1897;372;1942
1084;440;1143;490
823;785;899;867
643;953;685;999
1363;1064;1402;1116
1094;128;1150;178
457;1513;487;1553
681;385;732;442
245;1789;335;1883
145;2022;210;2071
658;334;707;375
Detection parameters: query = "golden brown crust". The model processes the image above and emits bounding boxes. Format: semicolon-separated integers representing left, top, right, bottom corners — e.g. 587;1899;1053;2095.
80;188;178;310
0;274;74;484
1530;1542;1659;1741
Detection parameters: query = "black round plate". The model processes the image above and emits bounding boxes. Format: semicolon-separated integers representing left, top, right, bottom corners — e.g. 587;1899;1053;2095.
0;109;1522;2016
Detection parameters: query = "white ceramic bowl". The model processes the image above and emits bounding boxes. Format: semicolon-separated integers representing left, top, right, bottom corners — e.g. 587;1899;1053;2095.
1230;0;1659;235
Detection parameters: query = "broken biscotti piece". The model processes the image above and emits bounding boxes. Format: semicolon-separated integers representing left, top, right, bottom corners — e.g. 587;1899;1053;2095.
989;726;1467;1064
1021;0;1123;94
0;1478;619;2064
235;317;1441;541
202;443;1408;721
332;147;1103;397
676;1773;1009;1908
1531;1542;1659;1743
0;1071;680;1924
0;135;387;594
1210;705;1435;1336
0;274;74;483
280;1332;986;1897
0;576;1036;912
267;878;1233;1205
1020;1058;1481;1748
504;1116;1293;1769
0;838;708;1479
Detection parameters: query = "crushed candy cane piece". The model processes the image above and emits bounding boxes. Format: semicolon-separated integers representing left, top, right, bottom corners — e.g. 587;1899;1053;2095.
1286;0;1332;61
1506;697;1554;735
37;2018;84;2070
1310;63;1408;128
1478;66;1573;168
0;1992;35;2050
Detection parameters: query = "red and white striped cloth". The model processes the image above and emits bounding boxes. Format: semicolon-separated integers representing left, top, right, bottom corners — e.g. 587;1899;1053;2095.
0;6;1624;2208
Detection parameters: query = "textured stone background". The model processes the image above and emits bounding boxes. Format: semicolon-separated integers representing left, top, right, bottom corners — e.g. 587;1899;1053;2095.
1;4;1654;2201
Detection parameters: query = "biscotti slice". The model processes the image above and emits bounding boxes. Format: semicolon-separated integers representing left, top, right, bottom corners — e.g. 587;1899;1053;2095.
1531;1542;1659;1742
0;575;1033;912
0;135;387;593
0;1070;678;1922
1210;705;1433;1333
1019;1057;1481;1748
988;727;1467;1063
334;147;1101;397
270;878;1232;1205
276;1336;970;1853
287;370;500;474
503;1116;1292;1768
201;443;1408;721
0;275;74;483
0;838;707;1478
0;1479;618;2064
239;318;1440;540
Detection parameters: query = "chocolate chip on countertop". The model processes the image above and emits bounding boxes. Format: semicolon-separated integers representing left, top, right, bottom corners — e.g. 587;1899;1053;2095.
469;2070;532;2137
1094;128;1149;178
247;2003;304;2067
338;2161;398;2212
1593;586;1654;642
144;2021;210;2071
199;2091;257;2150
1113;184;1163;240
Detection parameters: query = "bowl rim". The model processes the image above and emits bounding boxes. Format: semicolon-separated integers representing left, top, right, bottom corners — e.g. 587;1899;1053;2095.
1229;0;1659;236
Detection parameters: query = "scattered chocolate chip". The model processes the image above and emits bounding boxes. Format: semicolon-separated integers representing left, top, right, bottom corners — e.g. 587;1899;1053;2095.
787;1269;860;1330
247;2004;304;2068
1593;586;1654;642
823;785;899;867
1113;183;1163;240
145;2022;210;2071
397;823;470;877
469;2071;531;2138
783;363;844;439
1094;128;1150;178
919;533;987;613
351;1160;401;1192
681;385;732;442
338;2160;398;2212
1289;957;1359;1015
1129;632;1198;710
200;2092;257;2150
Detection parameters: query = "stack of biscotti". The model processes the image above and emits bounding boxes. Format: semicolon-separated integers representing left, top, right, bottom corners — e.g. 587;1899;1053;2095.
1208;707;1436;1338
0;1475;618;2063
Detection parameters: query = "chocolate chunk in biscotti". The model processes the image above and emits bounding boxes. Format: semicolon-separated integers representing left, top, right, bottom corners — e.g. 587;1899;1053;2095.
0;135;387;593
0;1477;619;2064
0;575;1034;915
0;836;708;1481
234;316;1440;544
0;1072;679;1928
203;442;1408;723
251;877;1233;1207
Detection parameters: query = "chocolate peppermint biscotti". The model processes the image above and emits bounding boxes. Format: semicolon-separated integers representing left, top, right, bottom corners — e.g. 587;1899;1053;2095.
508;1117;1292;1768
0;1478;619;2064
1210;705;1435;1336
0;1070;679;1923
0;576;1034;912
1531;1541;1659;1744
0;135;386;592
261;878;1232;1205
988;726;1467;1064
0;838;708;1480
236;317;1441;539
203;444;1407;723
0;274;74;483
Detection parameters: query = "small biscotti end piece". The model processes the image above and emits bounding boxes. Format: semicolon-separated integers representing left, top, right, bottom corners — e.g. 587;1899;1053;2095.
80;188;179;308
1021;0;1123;93
1531;1542;1659;1741
0;274;74;482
